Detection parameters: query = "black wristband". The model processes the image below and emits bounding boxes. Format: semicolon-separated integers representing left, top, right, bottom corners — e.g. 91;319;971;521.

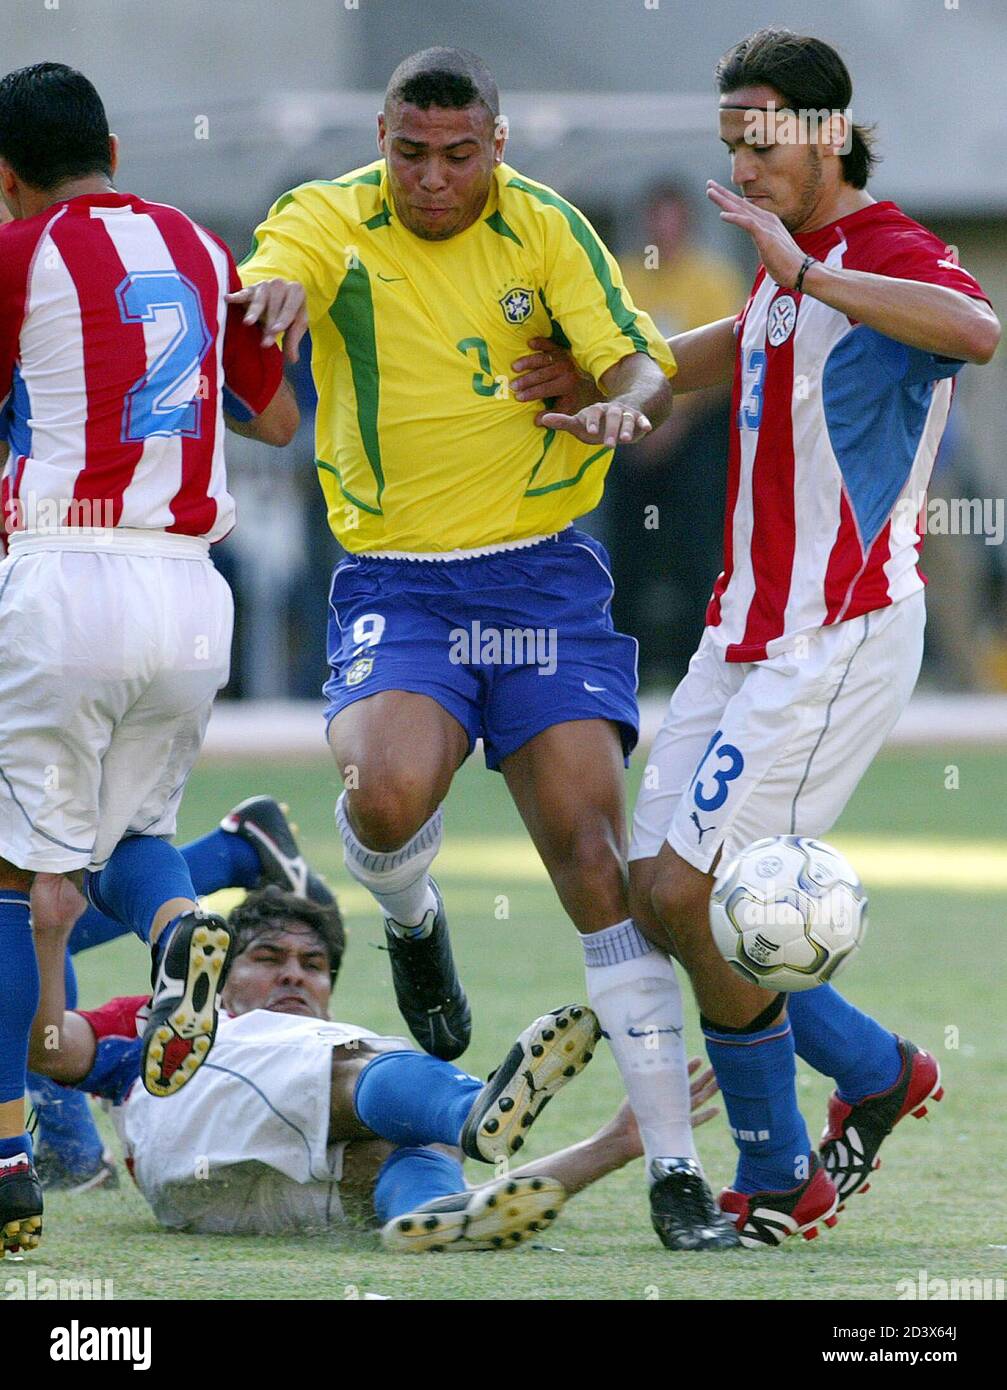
794;254;817;295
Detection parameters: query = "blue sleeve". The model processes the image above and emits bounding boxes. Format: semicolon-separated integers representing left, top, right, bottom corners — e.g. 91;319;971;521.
75;1036;142;1105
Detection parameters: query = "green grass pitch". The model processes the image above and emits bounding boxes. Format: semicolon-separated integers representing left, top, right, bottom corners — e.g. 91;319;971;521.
25;747;1007;1301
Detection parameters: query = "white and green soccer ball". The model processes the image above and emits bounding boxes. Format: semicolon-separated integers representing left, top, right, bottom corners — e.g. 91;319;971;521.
710;835;868;992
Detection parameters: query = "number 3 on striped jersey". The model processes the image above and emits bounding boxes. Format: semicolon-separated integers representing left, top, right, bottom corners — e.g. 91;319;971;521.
116;270;212;442
739;347;766;430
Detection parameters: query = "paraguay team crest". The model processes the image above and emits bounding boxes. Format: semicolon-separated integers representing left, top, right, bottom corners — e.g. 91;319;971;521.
345;656;373;687
767;294;797;346
500;287;533;324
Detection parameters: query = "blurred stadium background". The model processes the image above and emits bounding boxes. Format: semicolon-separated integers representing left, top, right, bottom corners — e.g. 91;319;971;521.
7;0;1006;726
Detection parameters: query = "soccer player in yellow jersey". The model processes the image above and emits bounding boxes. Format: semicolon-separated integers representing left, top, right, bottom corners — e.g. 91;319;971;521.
232;47;739;1251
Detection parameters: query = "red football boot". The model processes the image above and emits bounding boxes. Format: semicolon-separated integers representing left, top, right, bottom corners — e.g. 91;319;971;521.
820;1037;943;1205
719;1153;839;1248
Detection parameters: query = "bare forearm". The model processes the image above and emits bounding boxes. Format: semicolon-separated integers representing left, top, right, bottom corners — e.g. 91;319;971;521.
506;1129;637;1197
801;263;1001;364
600;353;673;428
666;316;737;393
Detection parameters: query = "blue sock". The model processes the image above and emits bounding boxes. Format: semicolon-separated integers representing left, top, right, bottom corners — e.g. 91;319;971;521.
353;1051;483;1147
0;1132;33;1162
789;985;902;1103
27;1074;104;1173
69;830;259;957
180;827;261;895
373;1145;466;1224
703;1016;812;1195
84;835;195;947
0;892;38;1106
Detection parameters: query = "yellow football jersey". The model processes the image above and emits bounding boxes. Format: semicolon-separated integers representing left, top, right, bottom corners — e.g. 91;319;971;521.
240;159;676;553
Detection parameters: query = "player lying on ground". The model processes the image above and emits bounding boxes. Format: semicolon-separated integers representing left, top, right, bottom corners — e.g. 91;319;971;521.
27;796;332;1195
0;63;298;1254
514;29;999;1248
231;44;737;1253
27;878;719;1251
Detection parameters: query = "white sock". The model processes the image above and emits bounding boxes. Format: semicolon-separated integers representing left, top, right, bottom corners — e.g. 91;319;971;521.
583;919;699;1176
335;792;440;935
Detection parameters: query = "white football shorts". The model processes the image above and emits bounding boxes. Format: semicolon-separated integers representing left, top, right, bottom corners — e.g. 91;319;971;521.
121;1009;412;1236
0;531;232;872
630;591;925;874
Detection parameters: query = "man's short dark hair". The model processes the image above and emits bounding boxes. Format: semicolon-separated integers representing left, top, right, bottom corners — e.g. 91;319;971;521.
228;885;346;985
0;62;112;191
715;29;878;189
385;47;499;120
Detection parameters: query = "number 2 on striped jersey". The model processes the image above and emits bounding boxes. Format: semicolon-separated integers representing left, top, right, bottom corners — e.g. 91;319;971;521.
739;347;766;430
116;270;212;442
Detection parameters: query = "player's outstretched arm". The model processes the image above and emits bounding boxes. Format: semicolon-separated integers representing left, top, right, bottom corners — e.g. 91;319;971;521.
27;875;98;1084
225;376;300;447
226;278;309;362
503;1058;719;1198
540;351;673;448
707;180;1001;364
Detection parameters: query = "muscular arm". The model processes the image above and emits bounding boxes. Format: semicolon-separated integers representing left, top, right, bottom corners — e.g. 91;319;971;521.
598;351;674;427
799;264;1001;364
27;875;97;1084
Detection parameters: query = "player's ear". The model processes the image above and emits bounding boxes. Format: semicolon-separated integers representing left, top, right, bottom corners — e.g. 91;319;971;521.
493;112;509;163
376;111;387;155
107;133;120;178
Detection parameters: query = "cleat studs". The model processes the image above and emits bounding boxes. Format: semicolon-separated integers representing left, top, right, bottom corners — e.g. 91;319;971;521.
498;1098;514;1112
399;1220;413;1232
570;1008;582;1018
543;1209;557;1220
556;1016;568;1029
583;1052;593;1064
530;1044;544;1058
492;1236;504;1248
423;1217;439;1231
803;1226;819;1240
484;1119;499;1134
541;1029;555;1041
531;1179;543;1190
912;1104;928;1119
563;1066;576;1077
506;1182;517;1194
520;1113;534;1127
280;801;289;814
859;1183;871;1195
486;1195;497;1208
824;1216;838;1228
512;1136;524;1151
933;1086;945;1102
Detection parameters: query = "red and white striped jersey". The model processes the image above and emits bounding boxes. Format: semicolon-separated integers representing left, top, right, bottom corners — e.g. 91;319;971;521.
707;200;988;662
0;192;283;542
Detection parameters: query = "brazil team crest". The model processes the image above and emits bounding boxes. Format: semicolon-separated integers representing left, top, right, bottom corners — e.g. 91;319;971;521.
345;656;374;687
500;287;533;324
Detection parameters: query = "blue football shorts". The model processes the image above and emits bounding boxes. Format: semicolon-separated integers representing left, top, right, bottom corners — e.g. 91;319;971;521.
323;528;639;770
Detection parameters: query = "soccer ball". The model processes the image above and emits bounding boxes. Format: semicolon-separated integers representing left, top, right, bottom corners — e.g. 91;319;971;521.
709;835;868;992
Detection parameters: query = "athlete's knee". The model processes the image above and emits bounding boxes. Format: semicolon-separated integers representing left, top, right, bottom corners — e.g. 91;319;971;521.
562;823;627;920
343;775;439;851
